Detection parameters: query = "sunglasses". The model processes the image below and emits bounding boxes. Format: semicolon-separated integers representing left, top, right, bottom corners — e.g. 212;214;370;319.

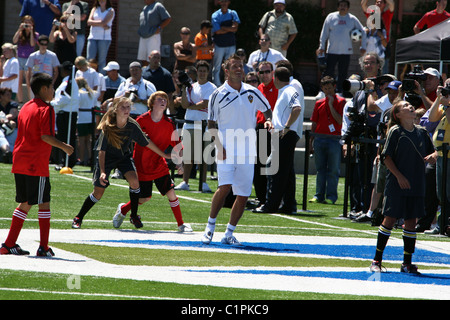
246;79;258;83
258;70;271;75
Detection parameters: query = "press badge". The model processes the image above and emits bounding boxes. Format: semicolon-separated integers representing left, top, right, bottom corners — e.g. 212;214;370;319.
436;129;445;141
328;124;336;133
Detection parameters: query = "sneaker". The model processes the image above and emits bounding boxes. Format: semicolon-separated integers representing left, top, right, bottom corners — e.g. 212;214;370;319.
221;235;243;246
110;169;123;179
178;223;193;232
0;243;30;255
72;217;82;229
369;260;386;272
349;211;364;220
308;197;323;204
201;230;214;244
202;182;212;193
174;181;190;191
113;203;126;228
400;263;420;274
130;215;143;228
36;246;55;257
354;213;372;223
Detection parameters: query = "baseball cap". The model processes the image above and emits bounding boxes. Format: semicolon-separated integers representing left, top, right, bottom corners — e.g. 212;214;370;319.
129;61;142;69
104;61;120;71
424;67;441;78
386;80;401;91
274;0;286;4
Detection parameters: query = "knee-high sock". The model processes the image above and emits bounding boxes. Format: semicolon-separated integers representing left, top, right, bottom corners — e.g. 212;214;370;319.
374;224;392;262
403;229;417;265
38;210;51;250
77;193;99;221
4;208;28;247
129;188;141;218
169;198;183;226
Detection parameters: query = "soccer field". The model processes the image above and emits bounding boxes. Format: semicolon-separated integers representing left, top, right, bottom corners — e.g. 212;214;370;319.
1;163;449;305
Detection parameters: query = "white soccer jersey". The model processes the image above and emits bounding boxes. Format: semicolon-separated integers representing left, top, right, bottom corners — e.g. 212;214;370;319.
208;81;271;157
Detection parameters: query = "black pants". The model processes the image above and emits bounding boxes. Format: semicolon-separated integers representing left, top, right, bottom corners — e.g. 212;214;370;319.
253;125;271;204
265;130;299;212
55;111;78;168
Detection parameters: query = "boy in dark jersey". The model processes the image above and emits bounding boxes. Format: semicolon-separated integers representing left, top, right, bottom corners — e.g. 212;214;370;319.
1;73;74;256
113;91;192;232
72;97;170;229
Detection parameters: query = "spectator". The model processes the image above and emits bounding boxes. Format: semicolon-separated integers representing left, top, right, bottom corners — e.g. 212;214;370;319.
244;71;260;87
19;0;61;37
253;66;302;214
195;20;214;64
201;54;272;246
142;50;176;114
235;48;250;76
257;0;297;57
410;67;441;111
25;35;60;91
0;72;73;256
317;0;367;93
414;0;450;34
0;87;20;151
309;76;345;205
173;27;196;72
247;34;285;72
51;61;80;169
211;0;240;86
115;61;156;117
49;14;77;65
364;21;387;60
75;56;99;92
0;44;20;101
113;91;191;232
75;77;99;166
175;60;216;193
87;0;115;73
137;0;172;66
253;61;278;207
102;61;125;101
62;0;89;56
12;15;39;103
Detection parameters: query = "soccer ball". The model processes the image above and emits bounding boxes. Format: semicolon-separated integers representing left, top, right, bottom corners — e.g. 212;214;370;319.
350;28;362;42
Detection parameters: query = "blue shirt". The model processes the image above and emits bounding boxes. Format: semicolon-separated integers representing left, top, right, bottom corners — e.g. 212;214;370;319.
211;9;240;47
20;0;62;36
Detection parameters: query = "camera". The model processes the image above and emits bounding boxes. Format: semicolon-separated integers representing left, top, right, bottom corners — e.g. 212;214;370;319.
24;24;30;28
53;19;61;27
343;76;386;95
177;70;192;89
128;88;139;102
440;84;450;96
402;65;427;93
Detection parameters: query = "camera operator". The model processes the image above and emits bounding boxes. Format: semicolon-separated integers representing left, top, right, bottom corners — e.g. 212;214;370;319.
115;61;156;118
341;52;387;217
410;67;441;111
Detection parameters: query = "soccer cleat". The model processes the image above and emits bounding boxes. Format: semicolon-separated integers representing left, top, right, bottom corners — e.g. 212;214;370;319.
369;260;386;272
36;246;55;257
174;181;190;191
201;230;214;244
178;223;193;232
400;263;420;274
72;217;82;229
113;203;126;228
130;215;143;228
0;243;30;255
221;235;243;246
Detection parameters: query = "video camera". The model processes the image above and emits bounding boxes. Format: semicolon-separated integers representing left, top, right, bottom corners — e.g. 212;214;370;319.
402;65;427;93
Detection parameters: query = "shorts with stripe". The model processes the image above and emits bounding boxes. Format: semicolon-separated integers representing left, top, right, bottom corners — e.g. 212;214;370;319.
14;173;51;205
139;174;175;198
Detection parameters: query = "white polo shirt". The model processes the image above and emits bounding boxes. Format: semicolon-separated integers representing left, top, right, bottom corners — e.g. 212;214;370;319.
183;81;217;130
208;81;271;158
272;84;302;134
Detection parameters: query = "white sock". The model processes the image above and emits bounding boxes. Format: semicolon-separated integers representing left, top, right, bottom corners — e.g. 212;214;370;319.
225;223;236;237
367;210;374;218
206;217;216;233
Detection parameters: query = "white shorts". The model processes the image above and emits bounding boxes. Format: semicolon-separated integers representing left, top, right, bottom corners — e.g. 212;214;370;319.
137;34;161;61
216;157;255;197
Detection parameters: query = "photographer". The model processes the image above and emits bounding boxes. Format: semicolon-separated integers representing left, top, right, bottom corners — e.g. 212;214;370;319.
404;67;441;111
115;61;156;117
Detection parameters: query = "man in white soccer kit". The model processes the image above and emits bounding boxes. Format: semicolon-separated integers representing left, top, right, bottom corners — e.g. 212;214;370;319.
202;54;273;246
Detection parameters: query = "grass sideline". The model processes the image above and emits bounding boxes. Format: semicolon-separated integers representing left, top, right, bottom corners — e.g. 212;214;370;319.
0;163;449;301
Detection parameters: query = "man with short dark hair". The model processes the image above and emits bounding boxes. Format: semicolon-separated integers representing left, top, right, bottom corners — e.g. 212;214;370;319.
414;0;450;34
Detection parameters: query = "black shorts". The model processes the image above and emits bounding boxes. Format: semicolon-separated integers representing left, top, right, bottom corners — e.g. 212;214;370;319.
139;174;175;198
382;195;425;220
93;156;137;188
15;174;51;205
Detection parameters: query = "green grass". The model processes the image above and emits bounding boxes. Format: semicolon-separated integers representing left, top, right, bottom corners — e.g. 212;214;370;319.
0;162;448;301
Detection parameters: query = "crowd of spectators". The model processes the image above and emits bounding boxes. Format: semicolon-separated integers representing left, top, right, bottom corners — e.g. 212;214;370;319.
0;0;449;238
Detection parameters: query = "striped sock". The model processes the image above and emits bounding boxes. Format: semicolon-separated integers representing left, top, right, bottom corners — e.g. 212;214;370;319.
5;208;28;248
374;224;392;262
169;198;184;226
403;229;417;265
38;210;51;250
206;217;216;233
129;187;141;218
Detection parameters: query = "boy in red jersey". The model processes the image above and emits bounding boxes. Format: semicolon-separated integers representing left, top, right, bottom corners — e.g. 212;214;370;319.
113;91;192;232
1;73;74;256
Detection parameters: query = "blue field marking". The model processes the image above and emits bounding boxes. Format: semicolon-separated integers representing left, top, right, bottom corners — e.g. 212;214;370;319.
91;239;450;265
184;269;450;286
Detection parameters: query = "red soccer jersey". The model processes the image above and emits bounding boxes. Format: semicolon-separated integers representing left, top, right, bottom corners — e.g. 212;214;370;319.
310;95;345;135
415;9;450;30
12;98;55;177
134;112;182;181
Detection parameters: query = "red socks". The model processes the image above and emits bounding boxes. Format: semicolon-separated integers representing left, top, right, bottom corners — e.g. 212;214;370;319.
4;208;28;248
121;197;184;226
38;210;51;250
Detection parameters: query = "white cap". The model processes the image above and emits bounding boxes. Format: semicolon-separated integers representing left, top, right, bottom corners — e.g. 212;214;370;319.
103;61;120;71
274;0;286;4
424;67;441;78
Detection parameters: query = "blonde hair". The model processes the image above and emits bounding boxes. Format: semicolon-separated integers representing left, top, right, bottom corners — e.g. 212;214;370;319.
76;77;94;98
1;43;17;57
97;97;131;149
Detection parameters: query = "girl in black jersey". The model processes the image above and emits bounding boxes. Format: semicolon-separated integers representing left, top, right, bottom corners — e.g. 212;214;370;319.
72;97;170;229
